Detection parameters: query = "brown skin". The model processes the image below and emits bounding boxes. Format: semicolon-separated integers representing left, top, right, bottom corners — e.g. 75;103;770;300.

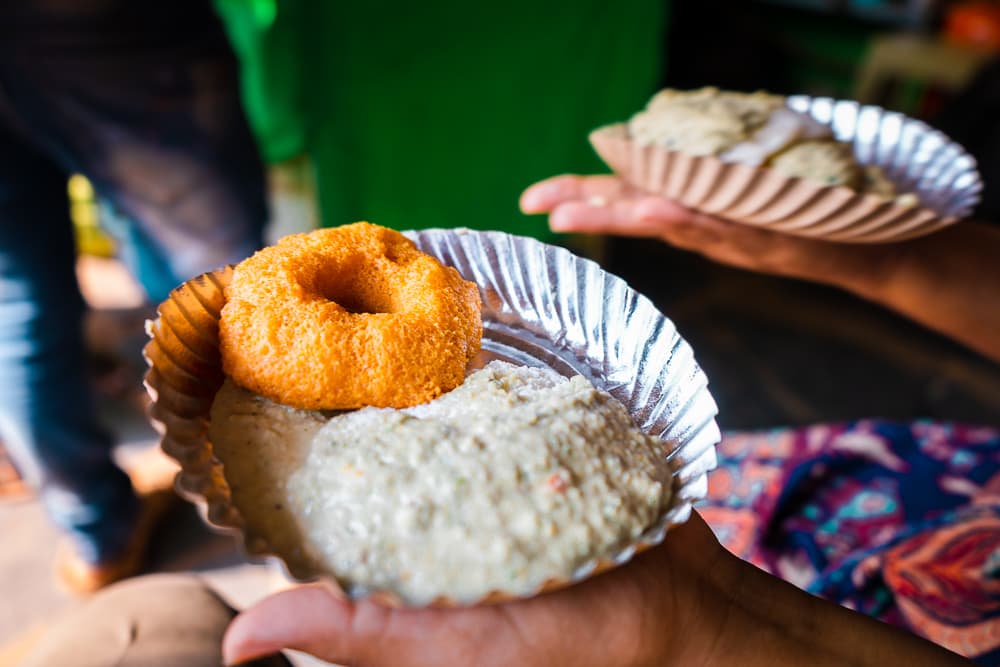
520;174;1000;364
223;513;970;666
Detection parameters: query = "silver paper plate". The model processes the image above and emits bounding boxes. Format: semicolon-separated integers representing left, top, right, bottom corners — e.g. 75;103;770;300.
590;95;982;243
786;95;982;233
145;229;721;606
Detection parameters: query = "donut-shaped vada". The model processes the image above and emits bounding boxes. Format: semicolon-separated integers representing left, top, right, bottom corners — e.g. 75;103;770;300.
219;222;482;410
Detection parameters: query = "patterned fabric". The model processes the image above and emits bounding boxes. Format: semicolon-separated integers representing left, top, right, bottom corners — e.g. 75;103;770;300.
700;421;1000;665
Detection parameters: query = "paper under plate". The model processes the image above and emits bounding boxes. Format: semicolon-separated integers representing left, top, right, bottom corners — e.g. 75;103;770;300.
590;95;982;243
143;229;721;606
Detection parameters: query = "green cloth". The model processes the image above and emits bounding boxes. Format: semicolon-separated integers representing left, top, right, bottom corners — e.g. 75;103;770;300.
214;0;306;163
219;1;666;238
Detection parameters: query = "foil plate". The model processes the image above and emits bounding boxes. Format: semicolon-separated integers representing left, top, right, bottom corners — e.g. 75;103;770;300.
144;229;721;606
590;95;982;243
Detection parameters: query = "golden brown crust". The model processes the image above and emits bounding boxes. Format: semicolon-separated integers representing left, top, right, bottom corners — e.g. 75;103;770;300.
219;222;483;410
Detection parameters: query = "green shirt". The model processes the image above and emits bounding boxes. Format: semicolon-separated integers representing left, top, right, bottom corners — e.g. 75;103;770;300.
218;0;666;238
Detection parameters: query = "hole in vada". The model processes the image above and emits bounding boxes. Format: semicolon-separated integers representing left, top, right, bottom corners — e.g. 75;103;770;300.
334;294;383;315
317;276;393;315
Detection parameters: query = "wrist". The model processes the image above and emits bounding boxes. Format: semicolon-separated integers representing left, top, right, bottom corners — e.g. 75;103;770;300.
793;239;907;301
680;547;976;667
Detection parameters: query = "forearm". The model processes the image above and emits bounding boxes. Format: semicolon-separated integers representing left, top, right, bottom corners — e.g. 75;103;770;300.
650;208;1000;363
694;551;973;667
841;222;1000;364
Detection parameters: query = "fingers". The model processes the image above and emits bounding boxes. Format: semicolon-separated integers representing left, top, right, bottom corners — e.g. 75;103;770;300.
223;584;376;666
548;195;708;238
520;174;629;213
542;191;829;279
520;174;730;246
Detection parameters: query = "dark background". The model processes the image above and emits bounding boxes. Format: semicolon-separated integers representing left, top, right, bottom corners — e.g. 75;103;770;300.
605;0;1000;430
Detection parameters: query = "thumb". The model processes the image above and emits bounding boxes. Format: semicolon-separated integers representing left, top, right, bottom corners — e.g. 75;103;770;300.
223;584;380;665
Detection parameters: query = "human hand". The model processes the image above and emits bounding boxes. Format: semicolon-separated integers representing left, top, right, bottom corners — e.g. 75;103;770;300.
223;513;732;667
520;174;901;298
224;507;974;667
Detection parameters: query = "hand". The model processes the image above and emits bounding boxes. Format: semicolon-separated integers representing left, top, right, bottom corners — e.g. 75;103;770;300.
522;174;1000;362
223;513;732;667
224;509;973;667
520;174;900;298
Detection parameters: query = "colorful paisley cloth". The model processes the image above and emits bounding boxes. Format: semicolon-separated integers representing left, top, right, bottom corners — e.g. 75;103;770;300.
700;420;1000;665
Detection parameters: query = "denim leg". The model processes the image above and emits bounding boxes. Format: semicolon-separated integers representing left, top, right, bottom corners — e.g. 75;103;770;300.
86;68;268;303
1;1;268;304
0;125;138;564
0;1;265;565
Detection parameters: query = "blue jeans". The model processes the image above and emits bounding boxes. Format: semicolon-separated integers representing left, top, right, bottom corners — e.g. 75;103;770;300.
0;1;266;563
